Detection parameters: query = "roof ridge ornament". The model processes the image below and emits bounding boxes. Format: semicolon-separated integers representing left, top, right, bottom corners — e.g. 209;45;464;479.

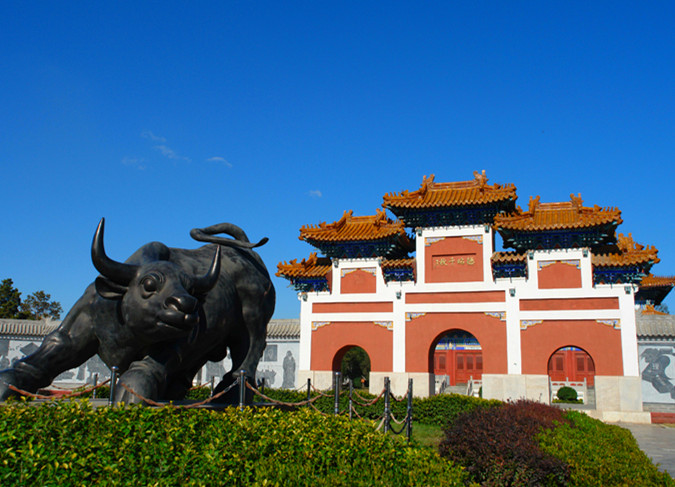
473;169;488;189
335;210;353;228
418;174;435;196
570;193;583;210
528;195;540;212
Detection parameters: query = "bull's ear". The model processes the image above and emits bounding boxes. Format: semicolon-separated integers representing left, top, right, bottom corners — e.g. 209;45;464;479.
95;276;128;300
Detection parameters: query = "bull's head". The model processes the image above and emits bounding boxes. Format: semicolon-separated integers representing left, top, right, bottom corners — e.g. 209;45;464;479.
91;218;220;342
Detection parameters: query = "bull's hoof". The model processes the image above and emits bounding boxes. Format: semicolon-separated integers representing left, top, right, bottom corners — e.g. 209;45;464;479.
0;370;19;401
115;369;161;405
211;376;254;405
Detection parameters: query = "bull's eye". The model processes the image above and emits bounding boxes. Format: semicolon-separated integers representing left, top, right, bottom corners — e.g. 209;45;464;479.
140;274;161;295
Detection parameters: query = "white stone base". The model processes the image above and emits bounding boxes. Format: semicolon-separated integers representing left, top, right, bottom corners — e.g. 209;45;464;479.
594;375;644;412
297;370;334;391
584;409;652;424
482;374;550;403
369;372;434;397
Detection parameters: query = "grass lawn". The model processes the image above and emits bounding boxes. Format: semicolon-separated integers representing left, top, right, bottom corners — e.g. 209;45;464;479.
411;422;444;448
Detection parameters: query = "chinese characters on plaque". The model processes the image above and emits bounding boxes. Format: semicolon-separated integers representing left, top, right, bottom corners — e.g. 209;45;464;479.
433;255;476;268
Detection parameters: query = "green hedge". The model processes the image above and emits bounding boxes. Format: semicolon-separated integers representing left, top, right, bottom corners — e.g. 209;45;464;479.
80;384;500;428
253;387;501;427
437;399;673;487
538;411;674;486
0;399;469;486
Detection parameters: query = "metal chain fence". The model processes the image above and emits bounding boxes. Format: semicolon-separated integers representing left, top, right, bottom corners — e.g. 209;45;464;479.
3;368;414;441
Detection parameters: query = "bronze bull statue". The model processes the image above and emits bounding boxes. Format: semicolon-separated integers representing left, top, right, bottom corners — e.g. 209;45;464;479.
0;219;275;403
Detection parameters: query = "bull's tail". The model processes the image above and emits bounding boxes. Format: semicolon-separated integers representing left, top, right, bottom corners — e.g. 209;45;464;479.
190;223;268;249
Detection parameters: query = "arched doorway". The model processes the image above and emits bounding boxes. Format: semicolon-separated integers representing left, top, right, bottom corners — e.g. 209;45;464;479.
547;346;595;386
432;330;483;386
332;346;371;388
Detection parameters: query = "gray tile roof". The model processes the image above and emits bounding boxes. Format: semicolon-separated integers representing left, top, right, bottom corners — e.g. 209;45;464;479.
0;319;60;337
266;319;300;339
0;318;301;340
636;311;675;339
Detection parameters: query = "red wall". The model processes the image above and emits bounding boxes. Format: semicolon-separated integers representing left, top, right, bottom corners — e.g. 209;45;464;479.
425;236;483;283
520;320;623;375
341;268;376;294
538;260;582;289
405;313;508;374
520;297;619;311
311;321;393;372
407;291;505;304
313;302;393;313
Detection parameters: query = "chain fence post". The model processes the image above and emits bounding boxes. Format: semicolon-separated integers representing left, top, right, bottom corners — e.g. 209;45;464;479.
306;378;311;404
333;371;341;415
384;376;391;434
406;378;413;442
92;373;98;399
109;366;118;406
349;379;353;420
238;370;246;411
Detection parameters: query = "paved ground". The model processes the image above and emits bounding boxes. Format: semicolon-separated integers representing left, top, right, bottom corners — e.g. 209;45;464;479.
617;422;675;477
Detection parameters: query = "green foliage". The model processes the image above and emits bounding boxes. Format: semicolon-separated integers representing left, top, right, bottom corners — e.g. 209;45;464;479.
259;388;500;427
340;347;370;387
413;393;501;427
74;385;110;400
439;400;570;486
0;279;27;319
185;386;211;400
20;290;62;320
556;386;578;402
538;411;675;486
0;279;61;320
0;400;469;486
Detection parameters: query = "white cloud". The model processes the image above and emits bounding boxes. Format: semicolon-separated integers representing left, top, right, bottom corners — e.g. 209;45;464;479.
308;190;323;198
141;131;166;143
121;156;146;170
154;145;191;162
206;156;233;168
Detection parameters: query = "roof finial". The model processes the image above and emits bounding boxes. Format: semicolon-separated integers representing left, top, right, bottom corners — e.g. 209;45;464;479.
570;193;583;209
473;170;488;188
419;174;435;195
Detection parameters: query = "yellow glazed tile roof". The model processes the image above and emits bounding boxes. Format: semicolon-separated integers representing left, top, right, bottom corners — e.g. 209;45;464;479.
592;233;659;267
276;252;332;279
383;171;517;209
494;194;622;232
299;209;408;243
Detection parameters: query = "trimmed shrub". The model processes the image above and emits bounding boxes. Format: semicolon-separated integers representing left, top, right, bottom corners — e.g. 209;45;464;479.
259;388;501;427
413;393;501;427
538;410;674;486
556;386;578;402
185;385;211;400
0;399;468;486
439;400;570;486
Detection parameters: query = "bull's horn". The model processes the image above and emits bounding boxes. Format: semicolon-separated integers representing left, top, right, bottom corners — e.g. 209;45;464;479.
193;246;221;295
91;218;139;285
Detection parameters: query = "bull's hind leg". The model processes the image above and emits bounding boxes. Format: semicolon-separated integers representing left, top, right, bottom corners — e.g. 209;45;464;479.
232;280;275;392
212;334;252;404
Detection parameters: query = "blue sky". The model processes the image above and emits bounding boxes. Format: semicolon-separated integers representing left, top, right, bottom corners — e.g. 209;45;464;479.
1;2;673;318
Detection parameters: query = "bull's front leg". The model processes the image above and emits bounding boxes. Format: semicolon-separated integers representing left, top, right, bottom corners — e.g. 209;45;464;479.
0;325;98;400
114;356;168;404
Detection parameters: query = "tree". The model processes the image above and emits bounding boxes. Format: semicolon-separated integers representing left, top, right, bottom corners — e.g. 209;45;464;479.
20;290;62;320
0;279;26;319
340;347;371;387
